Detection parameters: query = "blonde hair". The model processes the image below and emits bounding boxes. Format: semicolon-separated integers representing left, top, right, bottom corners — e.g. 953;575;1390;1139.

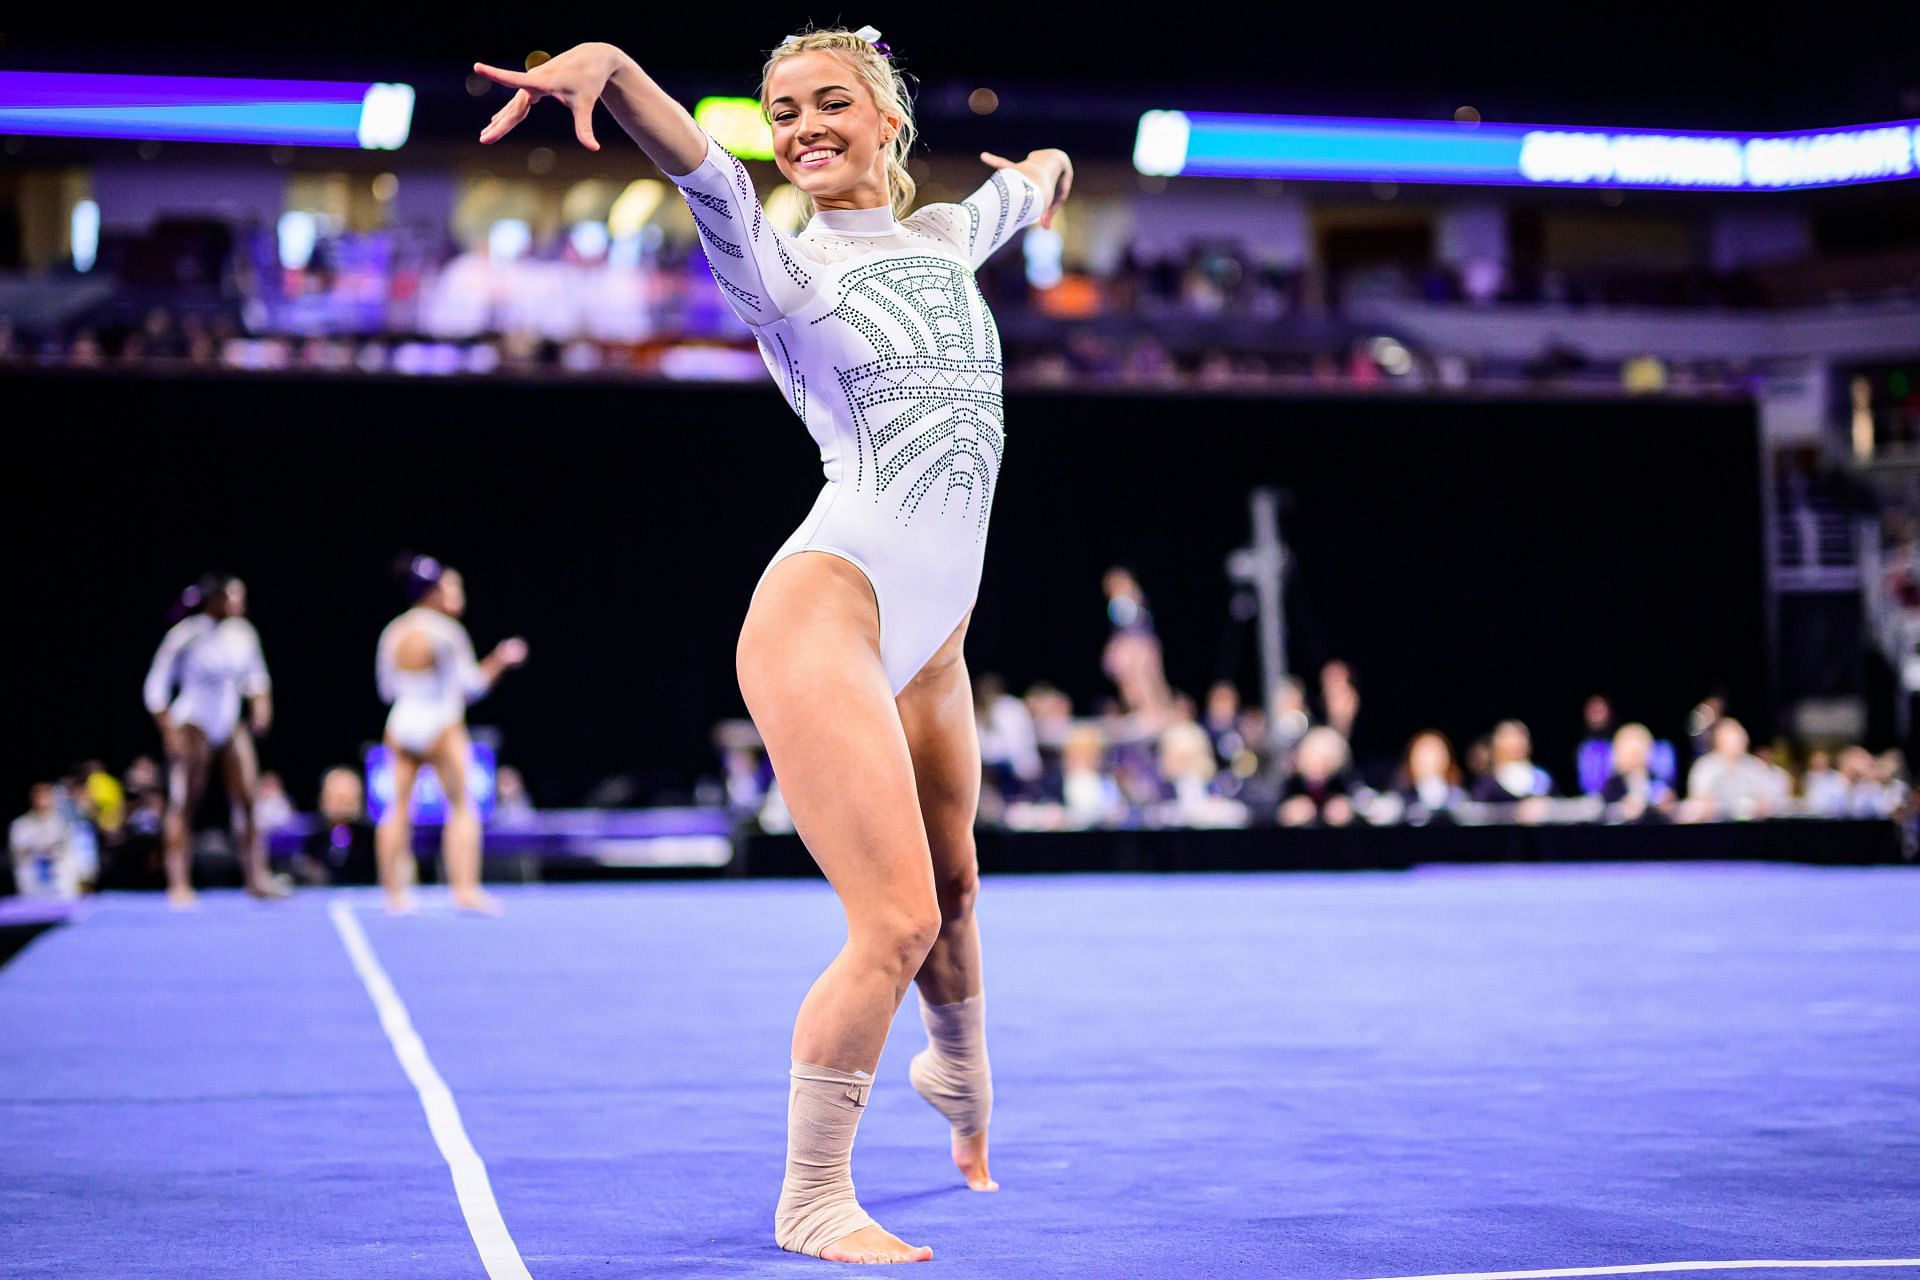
759;28;918;219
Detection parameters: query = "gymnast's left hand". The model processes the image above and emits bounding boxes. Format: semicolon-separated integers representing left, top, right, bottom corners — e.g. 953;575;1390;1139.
980;149;1074;229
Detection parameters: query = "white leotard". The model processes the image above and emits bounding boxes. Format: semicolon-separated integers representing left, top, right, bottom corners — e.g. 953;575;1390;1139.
376;607;488;755
143;615;270;749
667;133;1043;693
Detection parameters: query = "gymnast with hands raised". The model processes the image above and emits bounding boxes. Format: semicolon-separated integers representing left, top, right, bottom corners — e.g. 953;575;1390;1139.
471;25;1070;1265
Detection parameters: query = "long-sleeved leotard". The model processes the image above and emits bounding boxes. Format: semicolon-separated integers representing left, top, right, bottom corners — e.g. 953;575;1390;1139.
667;133;1043;693
143;615;270;749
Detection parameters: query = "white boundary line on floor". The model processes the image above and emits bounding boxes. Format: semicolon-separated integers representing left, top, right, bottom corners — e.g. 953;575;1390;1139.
328;897;532;1280
1352;1260;1920;1280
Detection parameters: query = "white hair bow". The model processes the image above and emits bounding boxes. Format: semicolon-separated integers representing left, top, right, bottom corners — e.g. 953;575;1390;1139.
783;25;884;46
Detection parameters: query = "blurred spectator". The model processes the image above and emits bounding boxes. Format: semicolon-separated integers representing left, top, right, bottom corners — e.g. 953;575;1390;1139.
1575;695;1615;796
301;766;374;885
1817;746;1909;818
254;771;296;832
1684;717;1789;820
54;771;99;890
1601;723;1676;823
1319;661;1361;748
1060;724;1126;828
1390;730;1468;825
496;766;536;823
1202;682;1242;764
976;674;1043;801
1471;720;1554;803
720;746;769;818
1155;721;1248;828
10;783;80;900
1102;567;1171;718
1686;694;1727;763
1269;678;1312;762
75;758;126;864
1278;727;1357;827
1801;749;1848;815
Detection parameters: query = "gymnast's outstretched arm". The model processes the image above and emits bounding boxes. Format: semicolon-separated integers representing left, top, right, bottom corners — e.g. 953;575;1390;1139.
474;43;798;326
474;42;704;177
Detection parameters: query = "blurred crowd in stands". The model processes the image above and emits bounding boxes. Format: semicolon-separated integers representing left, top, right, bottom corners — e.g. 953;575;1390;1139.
709;568;1917;839
11;565;1914;901
6;756;534;900
0;207;1797;396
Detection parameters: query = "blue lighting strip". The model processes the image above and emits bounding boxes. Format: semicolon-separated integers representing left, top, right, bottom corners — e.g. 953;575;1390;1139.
0;72;415;150
1133;110;1920;191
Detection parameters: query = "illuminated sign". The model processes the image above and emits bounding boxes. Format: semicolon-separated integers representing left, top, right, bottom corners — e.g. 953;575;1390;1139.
694;96;774;161
0;72;414;150
1133;110;1920;191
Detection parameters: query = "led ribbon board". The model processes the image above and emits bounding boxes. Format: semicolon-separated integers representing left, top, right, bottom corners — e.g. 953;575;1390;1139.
1133;110;1920;191
0;72;415;149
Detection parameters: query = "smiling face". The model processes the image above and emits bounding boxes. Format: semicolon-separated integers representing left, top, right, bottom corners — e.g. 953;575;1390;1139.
764;50;898;210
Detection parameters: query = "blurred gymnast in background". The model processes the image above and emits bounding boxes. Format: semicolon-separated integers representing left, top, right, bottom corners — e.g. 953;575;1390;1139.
144;573;286;907
375;555;527;916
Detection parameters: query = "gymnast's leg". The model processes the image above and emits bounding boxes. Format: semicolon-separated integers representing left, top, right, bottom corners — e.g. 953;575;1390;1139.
738;551;940;1265
897;614;997;1191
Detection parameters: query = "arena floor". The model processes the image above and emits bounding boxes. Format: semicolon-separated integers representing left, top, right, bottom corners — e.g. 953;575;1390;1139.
3;865;1917;1279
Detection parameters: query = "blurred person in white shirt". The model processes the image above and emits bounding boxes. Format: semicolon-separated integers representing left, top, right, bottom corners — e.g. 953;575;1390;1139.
10;784;80;900
1684;717;1789;820
1060;724;1125;828
1801;749;1848;815
1155;721;1248;829
975;674;1042;801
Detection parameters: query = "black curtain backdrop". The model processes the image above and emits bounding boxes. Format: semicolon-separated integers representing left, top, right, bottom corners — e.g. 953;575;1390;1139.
3;370;1765;807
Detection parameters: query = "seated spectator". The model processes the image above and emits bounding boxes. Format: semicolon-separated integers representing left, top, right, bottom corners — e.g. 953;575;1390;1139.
301;767;375;885
1684;717;1789;820
720;746;769;818
1392;730;1468;825
10;783;80;900
81;759;126;848
1471;720;1554;803
1279;727;1357;827
1801;749;1848;815
495;766;537;825
1601;723;1676;823
1575;695;1615;796
254;772;297;831
1154;721;1248;828
976;674;1043;802
1202;681;1242;766
1822;747;1907;818
1060;724;1126;829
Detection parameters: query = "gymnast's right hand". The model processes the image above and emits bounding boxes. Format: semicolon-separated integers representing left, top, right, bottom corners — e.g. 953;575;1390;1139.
473;43;618;151
492;637;530;669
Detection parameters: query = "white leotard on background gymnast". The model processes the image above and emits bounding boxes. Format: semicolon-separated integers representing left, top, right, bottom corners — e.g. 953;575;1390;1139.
667;133;1043;692
143;615;270;748
376;607;489;754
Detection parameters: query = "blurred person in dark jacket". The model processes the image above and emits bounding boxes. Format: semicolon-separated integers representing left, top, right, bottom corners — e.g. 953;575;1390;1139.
1601;723;1675;823
1279;727;1357;827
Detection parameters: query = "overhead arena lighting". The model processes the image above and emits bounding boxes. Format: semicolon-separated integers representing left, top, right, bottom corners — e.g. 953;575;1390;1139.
0;72;415;149
1132;110;1920;191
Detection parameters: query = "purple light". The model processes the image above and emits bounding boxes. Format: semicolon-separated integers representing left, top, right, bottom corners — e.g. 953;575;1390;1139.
0;71;414;149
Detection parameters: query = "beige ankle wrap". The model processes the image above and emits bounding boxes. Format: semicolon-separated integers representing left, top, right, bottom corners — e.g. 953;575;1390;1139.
909;993;993;1138
774;1060;879;1257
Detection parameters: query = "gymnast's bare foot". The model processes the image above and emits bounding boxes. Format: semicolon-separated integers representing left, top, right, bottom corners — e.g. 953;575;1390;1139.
166;885;199;911
383;889;419;917
819;1225;933;1264
451;887;504;917
953;1130;997;1192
